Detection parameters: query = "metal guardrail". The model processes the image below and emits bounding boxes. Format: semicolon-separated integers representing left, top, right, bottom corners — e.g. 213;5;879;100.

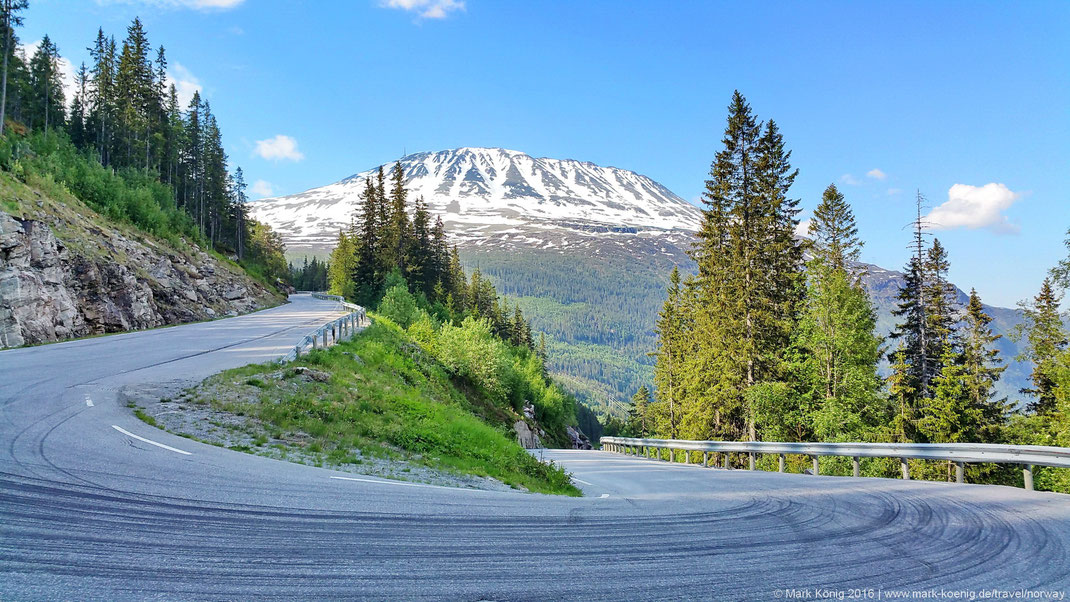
277;293;368;363
599;436;1070;491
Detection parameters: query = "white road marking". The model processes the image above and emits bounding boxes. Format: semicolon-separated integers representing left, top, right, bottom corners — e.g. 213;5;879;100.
600;493;610;498
573;478;594;486
84;395;93;407
329;475;487;492
111;425;191;455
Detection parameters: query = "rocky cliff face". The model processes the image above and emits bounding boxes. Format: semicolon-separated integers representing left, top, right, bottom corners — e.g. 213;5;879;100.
0;210;279;348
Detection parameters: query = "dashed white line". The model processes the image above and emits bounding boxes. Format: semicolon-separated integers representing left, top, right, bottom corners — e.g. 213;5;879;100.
329;475;487;492
111;425;191;455
573;478;594;486
600;493;610;498
84;395;93;407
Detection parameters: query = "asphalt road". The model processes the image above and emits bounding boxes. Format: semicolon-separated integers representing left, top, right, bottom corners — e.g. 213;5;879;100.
2;295;1069;600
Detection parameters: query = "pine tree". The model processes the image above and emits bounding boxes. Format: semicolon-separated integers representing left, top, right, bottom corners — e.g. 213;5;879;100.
1020;278;1068;413
923;239;958;371
0;0;27;136
28;34;65;130
230;167;248;259
673;91;804;443
68;62;90;146
890;192;932;416
408;194;431;295
802;184;884;442
961;289;1007;440
653;266;684;439
446;245;467;311
628;385;651;437
808;184;861;270
384;161;411;272
88;28;116;165
430;215;448;296
921;343;976;445
353;177;382;305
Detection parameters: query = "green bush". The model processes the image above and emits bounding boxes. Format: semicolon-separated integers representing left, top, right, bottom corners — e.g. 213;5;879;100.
378;283;420;329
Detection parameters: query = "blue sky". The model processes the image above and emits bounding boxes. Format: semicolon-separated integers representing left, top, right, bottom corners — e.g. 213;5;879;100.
23;0;1070;307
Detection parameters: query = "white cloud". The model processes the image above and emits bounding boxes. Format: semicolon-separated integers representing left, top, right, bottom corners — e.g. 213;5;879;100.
250;179;274;198
382;0;465;19
839;173;861;186
866;168;887;180
254;135;304;162
166;62;202;108
95;0;245;11
925;183;1021;234
887;188;902;196
21;41;76;109
794;218;813;238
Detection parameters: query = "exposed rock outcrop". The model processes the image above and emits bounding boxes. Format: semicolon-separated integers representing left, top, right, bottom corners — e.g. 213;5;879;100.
566;426;592;450
0;210;279;348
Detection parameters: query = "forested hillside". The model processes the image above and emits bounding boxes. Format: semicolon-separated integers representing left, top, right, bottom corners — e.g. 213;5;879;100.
0;9;288;281
0;8;292;345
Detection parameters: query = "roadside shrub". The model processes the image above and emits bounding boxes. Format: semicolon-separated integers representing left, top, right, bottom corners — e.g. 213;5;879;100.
378;283;420;328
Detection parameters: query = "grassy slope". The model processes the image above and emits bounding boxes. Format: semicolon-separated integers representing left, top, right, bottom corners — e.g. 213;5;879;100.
187;318;580;496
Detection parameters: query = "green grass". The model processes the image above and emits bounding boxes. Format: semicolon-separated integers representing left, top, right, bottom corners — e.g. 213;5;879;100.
197;321;580;496
133;408;158;428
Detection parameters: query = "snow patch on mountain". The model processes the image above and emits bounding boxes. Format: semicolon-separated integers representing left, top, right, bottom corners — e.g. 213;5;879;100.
249;147;702;251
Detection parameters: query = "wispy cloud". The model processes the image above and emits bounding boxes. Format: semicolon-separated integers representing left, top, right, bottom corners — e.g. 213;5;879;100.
887;188;902;196
254;135;304;162
839;173;861;186
382;0;465;20
925;183;1021;235
167;62;202;107
866;168;887;180
95;0;245;11
250;179;274;198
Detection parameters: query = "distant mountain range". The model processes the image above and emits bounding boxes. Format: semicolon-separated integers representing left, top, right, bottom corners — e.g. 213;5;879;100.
251;147;1033;414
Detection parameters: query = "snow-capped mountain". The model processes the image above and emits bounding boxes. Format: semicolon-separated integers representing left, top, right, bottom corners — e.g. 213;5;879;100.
249;147;702;252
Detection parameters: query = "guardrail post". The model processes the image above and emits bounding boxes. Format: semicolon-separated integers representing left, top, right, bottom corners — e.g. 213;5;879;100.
852;456;860;478
778;454;785;473
900;458;910;480
684;451;690;464
749;452;756;471
955;462;965;484
812;456;819;476
723;453;730;470
703;451;709;467
1023;465;1034;491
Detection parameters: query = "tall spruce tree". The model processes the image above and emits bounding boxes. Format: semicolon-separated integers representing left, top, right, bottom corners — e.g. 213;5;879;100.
960;289;1007;440
385;161;410;272
628;385;651;437
1020;278;1068;413
28;33;64;130
652;266;684;439
353;177;382;305
674;91;804;443
802;184;884;442
0;0;28;136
